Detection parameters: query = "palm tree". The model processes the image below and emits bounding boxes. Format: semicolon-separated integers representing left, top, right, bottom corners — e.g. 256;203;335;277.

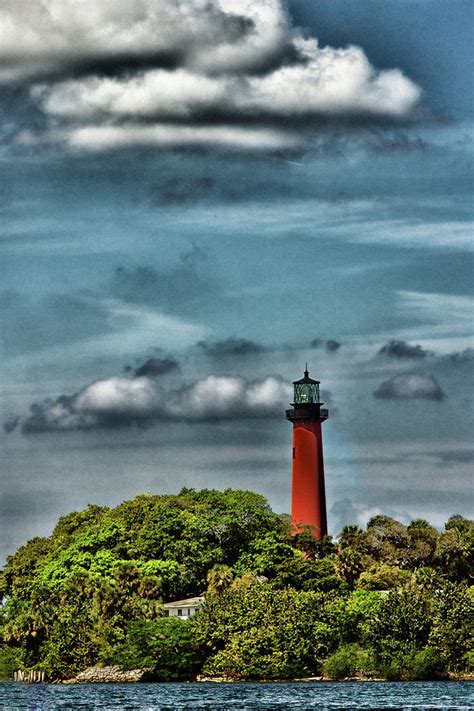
206;564;233;595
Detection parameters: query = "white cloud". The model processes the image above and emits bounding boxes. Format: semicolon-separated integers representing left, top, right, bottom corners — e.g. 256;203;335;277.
4;0;420;150
0;0;256;81
33;42;419;123
75;376;160;414
13;374;293;433
169;375;291;420
17;124;302;152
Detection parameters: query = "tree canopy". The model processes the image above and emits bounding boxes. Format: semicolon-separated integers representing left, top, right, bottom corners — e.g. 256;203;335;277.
0;490;472;681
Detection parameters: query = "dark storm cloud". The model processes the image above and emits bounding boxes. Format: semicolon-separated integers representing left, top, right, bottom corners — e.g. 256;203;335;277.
3;416;19;434
379;340;429;359
197;338;266;358
445;348;474;364
133;356;179;378
374;373;445;401
326;340;341;353
310;339;341;352
7;373;292;434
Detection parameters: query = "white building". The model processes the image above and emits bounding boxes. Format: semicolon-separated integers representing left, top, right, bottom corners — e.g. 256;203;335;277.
163;596;204;618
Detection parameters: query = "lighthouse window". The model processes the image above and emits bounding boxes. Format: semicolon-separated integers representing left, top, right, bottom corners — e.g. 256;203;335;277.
294;382;320;404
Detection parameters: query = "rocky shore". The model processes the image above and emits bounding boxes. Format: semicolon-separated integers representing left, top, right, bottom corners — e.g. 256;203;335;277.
62;666;152;684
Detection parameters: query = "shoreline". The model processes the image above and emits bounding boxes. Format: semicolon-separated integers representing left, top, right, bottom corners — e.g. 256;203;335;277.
10;667;474;685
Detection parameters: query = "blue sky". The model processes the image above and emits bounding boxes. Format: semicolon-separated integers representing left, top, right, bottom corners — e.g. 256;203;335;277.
0;0;472;562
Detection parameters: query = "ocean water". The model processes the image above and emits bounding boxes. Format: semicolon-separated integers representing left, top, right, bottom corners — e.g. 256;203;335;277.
0;681;473;711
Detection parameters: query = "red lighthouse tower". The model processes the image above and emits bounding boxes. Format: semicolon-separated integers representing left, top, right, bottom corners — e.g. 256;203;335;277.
286;368;329;539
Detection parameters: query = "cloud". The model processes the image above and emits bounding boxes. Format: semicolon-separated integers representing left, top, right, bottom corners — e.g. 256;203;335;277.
8;373;292;434
132;356;179;378
434;450;474;465
197;338;266;358
4;0;420;151
0;0;257;83
3;416;19;434
18;124;303;152
109;244;216;316
374;373;445;401
326;339;341;353
310;338;341;352
330;498;408;532
168;375;291;421
445;348;474;364
379;340;429;359
395;291;474;338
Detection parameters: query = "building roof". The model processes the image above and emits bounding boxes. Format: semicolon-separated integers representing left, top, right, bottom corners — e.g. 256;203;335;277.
293;367;320;385
163;596;205;609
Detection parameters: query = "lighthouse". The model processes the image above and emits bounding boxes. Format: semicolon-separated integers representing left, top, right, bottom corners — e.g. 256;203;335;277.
286;368;329;539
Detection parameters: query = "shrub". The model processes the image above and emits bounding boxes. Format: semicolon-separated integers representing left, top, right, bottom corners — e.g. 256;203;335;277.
111;618;201;680
462;651;474;672
0;646;23;679
322;644;375;679
404;647;447;680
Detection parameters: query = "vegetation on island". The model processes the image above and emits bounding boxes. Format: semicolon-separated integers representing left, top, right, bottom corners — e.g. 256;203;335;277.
0;488;472;682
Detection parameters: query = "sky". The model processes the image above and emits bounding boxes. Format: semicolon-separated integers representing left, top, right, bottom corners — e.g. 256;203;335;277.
0;0;473;563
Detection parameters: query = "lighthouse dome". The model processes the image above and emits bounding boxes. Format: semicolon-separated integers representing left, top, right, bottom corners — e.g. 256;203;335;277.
292;368;321;404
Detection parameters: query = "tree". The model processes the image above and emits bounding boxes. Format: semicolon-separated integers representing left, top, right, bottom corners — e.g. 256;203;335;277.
206;565;233;596
335;547;364;588
322;643;375;679
357;563;411;590
112;618;201;680
1;491;471;681
193;582;336;679
369;584;432;664
434;524;473;583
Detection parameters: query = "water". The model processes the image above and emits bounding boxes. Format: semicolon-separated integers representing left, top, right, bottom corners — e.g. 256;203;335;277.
0;681;472;711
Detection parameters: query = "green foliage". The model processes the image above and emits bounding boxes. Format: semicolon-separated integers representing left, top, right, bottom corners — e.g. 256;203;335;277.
369;583;433;663
233;532;296;578
193;581;334;679
206;564;233;595
272;555;347;593
403;647;448;680
357;563;411;590
434;524;473;583
463;651;474;672
322;643;376;679
112;618;201;680
327;589;383;648
335;547;364;588
0;488;285;678
0;646;24;679
369;581;474;676
427;583;473;670
1;490;472;682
